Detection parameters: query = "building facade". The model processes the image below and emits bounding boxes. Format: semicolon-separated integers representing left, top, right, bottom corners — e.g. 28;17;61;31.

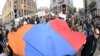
96;0;100;16
50;0;73;15
84;0;100;17
2;0;37;23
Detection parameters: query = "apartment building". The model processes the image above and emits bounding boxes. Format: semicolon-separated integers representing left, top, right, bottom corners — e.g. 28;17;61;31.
2;0;37;23
50;0;73;15
84;0;100;17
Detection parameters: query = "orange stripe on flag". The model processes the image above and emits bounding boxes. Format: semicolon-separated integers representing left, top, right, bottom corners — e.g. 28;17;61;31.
8;24;33;56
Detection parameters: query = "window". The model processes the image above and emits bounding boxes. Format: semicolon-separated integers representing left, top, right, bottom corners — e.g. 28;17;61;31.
53;0;56;3
14;9;17;13
21;9;23;16
28;1;30;6
14;5;17;9
24;0;26;4
9;1;11;7
62;4;66;14
14;0;17;4
24;5;26;8
27;10;28;15
21;0;23;4
24;10;26;15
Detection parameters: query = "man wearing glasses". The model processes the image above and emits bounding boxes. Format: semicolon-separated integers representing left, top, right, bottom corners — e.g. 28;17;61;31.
81;24;100;56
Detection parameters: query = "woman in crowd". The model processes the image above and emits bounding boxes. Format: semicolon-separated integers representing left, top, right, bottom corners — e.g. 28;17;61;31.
71;18;79;32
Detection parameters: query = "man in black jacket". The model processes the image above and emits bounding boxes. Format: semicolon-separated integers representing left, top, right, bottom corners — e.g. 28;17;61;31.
28;17;35;24
0;29;3;43
81;26;100;56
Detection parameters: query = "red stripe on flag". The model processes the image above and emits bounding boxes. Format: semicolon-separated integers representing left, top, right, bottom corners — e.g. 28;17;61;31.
50;18;87;51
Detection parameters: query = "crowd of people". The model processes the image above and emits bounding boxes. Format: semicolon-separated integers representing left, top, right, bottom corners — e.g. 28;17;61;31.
0;12;100;56
0;25;13;56
12;14;54;30
66;16;100;56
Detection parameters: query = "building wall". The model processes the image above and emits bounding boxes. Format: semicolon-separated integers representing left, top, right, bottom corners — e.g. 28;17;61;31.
2;0;37;23
2;0;13;23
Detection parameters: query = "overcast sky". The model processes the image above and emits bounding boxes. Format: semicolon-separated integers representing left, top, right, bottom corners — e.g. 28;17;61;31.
0;0;6;15
73;0;84;8
0;0;84;15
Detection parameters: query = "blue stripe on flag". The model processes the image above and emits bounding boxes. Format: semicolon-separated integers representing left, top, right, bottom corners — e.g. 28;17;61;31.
24;23;75;56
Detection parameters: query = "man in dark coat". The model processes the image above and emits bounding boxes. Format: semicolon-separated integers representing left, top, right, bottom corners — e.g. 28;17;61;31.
36;16;40;24
81;27;100;56
28;17;34;24
0;29;3;43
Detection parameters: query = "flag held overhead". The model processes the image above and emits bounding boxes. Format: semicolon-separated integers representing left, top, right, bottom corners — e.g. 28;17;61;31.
8;18;87;56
